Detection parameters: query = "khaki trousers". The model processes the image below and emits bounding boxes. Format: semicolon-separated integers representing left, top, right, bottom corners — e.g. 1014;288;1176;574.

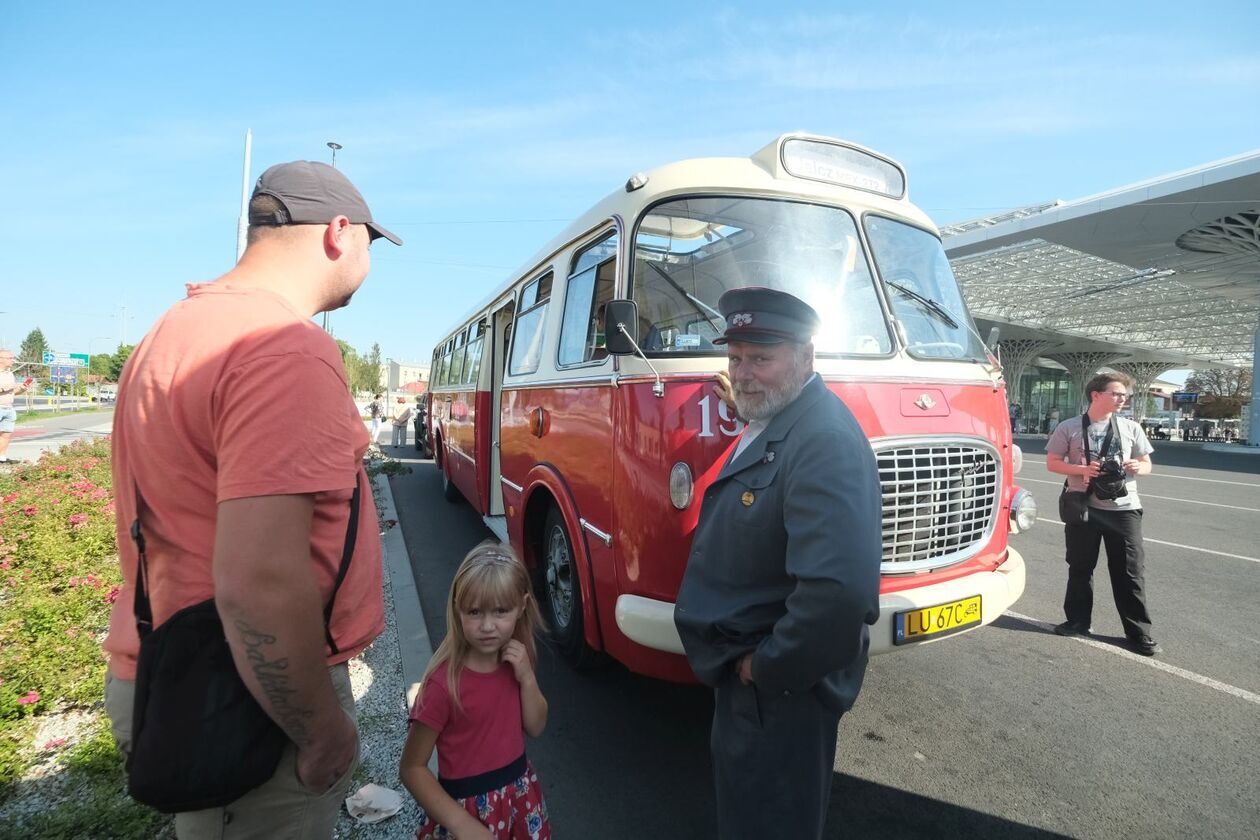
105;663;359;839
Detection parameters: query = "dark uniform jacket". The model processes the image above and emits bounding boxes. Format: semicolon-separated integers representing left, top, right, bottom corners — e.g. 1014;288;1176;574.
674;375;882;714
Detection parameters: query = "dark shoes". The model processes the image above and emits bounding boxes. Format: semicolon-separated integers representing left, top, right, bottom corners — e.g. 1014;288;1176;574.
1129;636;1162;656
1053;620;1092;637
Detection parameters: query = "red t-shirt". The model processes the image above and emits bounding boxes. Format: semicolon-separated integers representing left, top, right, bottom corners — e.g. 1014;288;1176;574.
409;661;525;779
104;282;384;679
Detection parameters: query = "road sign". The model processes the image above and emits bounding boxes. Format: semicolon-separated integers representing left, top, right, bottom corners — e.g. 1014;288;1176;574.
41;351;88;368
50;365;79;385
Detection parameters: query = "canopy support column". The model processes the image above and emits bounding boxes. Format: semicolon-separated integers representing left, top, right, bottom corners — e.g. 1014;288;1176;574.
996;339;1055;406
1047;352;1128;413
1111;362;1176;422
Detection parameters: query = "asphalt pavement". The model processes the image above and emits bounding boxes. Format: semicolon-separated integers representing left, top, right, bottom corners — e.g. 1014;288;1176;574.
2;407;113;463
387;435;1260;840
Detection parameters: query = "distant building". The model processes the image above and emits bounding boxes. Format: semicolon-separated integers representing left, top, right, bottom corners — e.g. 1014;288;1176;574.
379;361;429;392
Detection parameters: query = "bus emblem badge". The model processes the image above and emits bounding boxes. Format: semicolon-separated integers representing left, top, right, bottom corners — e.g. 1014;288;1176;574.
914;394;936;411
741;491;755;507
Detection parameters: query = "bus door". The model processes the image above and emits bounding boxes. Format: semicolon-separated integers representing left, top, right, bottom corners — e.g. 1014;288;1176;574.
488;300;515;516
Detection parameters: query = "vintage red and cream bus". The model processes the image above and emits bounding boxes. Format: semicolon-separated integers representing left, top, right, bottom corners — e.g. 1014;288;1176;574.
426;134;1034;682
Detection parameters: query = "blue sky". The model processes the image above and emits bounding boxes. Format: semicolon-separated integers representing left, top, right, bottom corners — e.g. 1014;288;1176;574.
3;1;1258;380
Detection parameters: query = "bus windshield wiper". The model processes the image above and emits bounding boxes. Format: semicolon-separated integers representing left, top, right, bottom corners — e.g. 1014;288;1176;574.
884;280;959;330
646;262;725;335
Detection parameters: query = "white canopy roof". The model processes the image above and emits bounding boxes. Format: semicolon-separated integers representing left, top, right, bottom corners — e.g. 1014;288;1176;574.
943;151;1260;368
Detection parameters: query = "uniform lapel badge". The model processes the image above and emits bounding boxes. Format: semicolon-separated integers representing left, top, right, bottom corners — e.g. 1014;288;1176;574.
763;451;775;463
741;491;755;507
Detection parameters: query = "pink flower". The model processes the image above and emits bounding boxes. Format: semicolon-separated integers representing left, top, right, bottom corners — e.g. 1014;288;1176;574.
1;493;16;504
105;585;122;604
0;559;9;570
43;738;67;750
66;627;79;638
68;513;89;528
101;502;115;515
22;506;38;516
17;691;39;705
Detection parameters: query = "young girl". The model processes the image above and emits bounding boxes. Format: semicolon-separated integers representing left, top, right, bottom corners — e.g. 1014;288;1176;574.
401;542;551;840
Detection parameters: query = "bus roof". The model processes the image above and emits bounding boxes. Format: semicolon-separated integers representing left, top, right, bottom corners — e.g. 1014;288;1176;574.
442;133;938;337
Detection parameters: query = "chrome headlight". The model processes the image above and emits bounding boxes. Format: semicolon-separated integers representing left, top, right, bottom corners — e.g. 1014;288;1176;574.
669;462;694;510
1009;487;1037;533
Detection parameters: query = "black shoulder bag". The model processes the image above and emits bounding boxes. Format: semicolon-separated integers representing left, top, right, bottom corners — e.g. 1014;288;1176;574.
126;480;361;813
1058;414;1099;525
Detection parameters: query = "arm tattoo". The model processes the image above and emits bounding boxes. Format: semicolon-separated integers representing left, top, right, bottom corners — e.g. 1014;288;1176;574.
235;620;316;747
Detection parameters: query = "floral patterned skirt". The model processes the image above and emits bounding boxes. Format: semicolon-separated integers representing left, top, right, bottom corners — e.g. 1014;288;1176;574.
416;761;550;840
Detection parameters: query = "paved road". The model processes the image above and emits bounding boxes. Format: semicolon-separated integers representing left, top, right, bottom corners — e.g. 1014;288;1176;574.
388;437;1260;840
3;408;113;462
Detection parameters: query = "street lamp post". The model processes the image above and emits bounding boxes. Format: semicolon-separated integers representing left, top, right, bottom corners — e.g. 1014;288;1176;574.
323;142;343;333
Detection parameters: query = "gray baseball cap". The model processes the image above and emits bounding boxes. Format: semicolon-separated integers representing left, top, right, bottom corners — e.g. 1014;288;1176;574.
250;160;402;246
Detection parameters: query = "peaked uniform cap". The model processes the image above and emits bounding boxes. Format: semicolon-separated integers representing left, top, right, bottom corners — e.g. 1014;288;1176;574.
713;287;820;345
250;160;402;246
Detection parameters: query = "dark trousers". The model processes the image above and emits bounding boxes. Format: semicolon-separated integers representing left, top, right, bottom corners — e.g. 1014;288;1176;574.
1063;507;1152;639
711;673;841;840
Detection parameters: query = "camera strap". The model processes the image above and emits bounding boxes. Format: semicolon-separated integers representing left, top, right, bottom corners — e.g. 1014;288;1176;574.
1080;413;1119;464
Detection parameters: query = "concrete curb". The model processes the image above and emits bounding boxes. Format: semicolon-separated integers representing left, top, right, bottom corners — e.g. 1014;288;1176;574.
372;472;434;707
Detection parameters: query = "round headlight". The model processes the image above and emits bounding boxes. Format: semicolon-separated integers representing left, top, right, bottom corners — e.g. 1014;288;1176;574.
669;462;694;510
1011;444;1024;475
1010;487;1037;533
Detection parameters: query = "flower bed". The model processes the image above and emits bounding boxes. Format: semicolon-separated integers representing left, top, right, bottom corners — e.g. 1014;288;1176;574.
0;439;167;836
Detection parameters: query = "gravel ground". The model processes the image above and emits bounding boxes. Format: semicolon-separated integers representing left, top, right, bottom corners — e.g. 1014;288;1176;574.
335;526;423;838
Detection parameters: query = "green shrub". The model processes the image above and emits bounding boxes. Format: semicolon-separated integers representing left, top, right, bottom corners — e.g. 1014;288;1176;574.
0;438;121;787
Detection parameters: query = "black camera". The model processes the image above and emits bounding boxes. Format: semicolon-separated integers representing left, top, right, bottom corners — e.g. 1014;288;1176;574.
1089;459;1128;501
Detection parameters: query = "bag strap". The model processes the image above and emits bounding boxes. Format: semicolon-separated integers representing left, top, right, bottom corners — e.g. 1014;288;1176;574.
1080;414;1092;463
131;483;153;638
129;477;362;654
323;478;362;655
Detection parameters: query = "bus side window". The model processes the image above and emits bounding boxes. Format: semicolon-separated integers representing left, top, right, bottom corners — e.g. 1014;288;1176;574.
509;272;553;376
559;231;618;366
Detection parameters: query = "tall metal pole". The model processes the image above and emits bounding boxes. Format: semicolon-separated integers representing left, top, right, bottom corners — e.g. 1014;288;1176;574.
1248;321;1260;447
236;129;253;262
322;141;343;333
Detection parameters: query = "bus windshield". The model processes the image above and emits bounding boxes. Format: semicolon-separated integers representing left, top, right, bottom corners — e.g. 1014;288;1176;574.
864;215;987;361
631;197;892;355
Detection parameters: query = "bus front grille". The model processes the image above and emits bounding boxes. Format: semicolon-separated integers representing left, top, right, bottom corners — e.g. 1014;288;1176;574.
874;439;1000;572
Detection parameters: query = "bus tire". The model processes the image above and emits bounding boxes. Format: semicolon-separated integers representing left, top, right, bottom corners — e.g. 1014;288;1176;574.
441;462;462;503
538;506;602;669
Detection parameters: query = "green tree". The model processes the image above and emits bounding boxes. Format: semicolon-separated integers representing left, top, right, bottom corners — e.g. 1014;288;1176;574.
367;343;382;391
109;345;135;380
17;328;50;387
1186;367;1252;419
89;353;113;378
333;340;382;394
18;328;50;364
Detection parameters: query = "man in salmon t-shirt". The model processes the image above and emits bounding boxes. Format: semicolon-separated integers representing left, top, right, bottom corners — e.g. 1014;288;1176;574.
104;160;402;836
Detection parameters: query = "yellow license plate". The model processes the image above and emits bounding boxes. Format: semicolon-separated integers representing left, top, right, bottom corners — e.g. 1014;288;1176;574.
894;595;982;645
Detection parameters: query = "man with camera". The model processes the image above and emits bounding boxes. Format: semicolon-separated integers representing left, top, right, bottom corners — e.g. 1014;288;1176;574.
1046;373;1159;655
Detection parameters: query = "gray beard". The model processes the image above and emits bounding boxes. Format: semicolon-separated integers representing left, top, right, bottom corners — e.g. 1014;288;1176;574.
735;374;808;422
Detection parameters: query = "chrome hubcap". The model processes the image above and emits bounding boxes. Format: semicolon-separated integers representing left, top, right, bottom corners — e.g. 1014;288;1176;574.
545;524;573;628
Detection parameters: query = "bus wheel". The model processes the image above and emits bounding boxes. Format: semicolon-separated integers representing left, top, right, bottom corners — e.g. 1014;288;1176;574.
539;507;601;669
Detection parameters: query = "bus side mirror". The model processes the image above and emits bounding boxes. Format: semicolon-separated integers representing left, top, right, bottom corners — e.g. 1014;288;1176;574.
603;299;640;356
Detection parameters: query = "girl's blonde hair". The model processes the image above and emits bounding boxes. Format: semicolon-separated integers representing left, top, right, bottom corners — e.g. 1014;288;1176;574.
417;541;545;715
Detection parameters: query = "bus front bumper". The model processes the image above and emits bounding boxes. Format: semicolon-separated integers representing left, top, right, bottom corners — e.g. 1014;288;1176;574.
614;548;1026;657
